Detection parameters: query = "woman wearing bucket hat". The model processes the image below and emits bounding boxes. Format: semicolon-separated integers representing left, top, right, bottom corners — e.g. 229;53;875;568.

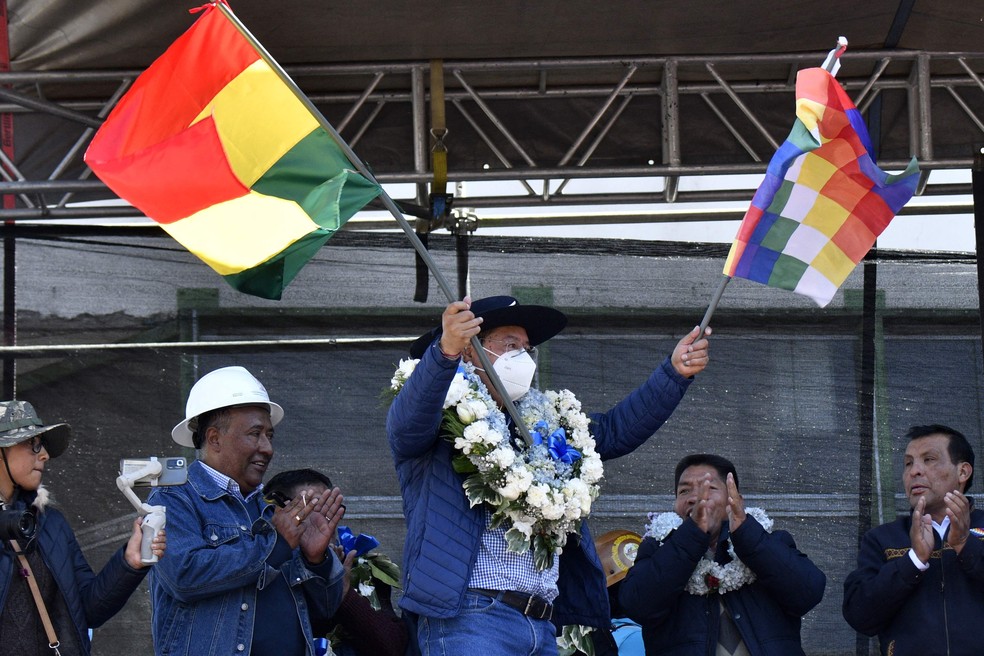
0;400;166;656
388;295;710;656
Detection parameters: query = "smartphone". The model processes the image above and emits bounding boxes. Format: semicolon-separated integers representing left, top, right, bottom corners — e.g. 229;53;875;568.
119;457;189;487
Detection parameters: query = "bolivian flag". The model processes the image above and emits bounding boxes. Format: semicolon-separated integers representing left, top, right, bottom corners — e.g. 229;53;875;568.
723;67;918;307
85;3;381;300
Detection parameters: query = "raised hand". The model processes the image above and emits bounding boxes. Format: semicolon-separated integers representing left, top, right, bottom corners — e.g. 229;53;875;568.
726;472;746;533
298;487;345;565
945;490;971;554
331;544;357;597
672;326;711;377
271;493;314;549
439;296;482;358
691;473;724;538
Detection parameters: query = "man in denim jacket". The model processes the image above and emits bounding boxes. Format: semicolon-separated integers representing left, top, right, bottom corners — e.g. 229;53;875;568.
148;366;345;656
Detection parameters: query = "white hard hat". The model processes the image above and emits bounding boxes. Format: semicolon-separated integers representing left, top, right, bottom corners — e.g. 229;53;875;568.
171;366;284;448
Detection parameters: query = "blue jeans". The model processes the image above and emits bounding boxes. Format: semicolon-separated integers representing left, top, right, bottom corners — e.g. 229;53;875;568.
418;591;558;656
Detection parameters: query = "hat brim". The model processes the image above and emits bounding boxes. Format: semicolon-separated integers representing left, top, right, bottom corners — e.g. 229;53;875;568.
171;402;285;448
0;423;72;459
409;301;567;358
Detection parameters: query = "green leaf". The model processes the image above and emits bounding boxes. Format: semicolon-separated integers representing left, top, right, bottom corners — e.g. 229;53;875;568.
532;535;556;571
452;454;477;474
441;408;466;437
367;557;402;588
462;473;498;507
559;625;595;656
504;526;532;554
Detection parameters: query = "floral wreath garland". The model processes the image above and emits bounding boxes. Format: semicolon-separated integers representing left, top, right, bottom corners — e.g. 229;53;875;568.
645;507;773;595
390;358;604;570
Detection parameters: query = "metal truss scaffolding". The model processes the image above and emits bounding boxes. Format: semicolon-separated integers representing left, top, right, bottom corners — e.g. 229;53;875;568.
1;48;983;226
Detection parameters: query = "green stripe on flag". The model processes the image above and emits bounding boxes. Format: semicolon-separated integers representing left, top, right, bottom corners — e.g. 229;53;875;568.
765;180;794;215
224;230;334;300
233;128;382;300
767;253;809;292
786;119;819;153
760;215;799;252
252;129;381;226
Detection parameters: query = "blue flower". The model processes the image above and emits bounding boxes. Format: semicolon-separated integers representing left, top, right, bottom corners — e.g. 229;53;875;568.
531;420;551;446
546;428;582;464
337;525;380;556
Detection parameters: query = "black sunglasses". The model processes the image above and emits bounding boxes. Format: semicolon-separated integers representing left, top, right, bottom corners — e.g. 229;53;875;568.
28;435;47;455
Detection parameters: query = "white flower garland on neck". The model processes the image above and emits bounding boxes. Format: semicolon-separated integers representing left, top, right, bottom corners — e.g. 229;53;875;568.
390;358;604;571
645;507;773;595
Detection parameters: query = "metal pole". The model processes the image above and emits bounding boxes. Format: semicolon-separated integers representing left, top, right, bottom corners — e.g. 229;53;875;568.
697;275;729;338
215;3;536;444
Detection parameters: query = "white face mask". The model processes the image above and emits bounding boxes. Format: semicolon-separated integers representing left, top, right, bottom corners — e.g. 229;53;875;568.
482;348;536;401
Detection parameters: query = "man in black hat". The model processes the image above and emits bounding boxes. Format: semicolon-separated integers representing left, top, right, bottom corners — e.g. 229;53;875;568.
0;400;166;656
388;296;710;656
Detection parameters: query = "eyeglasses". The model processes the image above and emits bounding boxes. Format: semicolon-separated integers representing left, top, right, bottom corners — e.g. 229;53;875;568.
28;435;47;455
482;337;537;358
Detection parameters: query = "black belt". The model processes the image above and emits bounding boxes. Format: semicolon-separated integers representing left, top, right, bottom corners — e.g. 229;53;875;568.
469;587;554;621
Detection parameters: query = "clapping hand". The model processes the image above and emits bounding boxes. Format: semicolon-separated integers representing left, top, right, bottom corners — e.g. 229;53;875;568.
944;489;971;554
726;472;746;533
909;497;935;564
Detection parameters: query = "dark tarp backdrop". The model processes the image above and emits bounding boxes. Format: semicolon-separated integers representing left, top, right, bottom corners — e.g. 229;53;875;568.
2;232;979;655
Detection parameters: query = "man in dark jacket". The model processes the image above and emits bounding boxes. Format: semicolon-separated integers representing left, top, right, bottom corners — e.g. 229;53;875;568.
387;295;710;656
843;424;984;656
619;454;825;656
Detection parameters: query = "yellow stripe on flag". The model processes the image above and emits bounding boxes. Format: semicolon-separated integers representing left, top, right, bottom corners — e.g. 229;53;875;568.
162;191;318;275
796;98;826;134
192;60;320;188
810;239;855;284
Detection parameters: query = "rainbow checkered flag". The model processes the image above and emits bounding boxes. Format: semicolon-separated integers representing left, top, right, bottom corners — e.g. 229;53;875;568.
723;67;919;307
85;3;381;300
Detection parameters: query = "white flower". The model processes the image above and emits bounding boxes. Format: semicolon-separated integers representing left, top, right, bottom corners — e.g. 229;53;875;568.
579;455;604;484
390;358;418;389
497;468;533;501
540;490;567;520
456;402;476;424
470;399;491;420
525;483;550;509
358;581;376;598
511;515;535;537
462;420;490;444
444;374;471;408
488;446;516;469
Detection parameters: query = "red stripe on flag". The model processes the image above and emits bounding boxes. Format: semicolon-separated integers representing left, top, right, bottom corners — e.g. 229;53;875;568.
87;6;259;185
93;115;248;223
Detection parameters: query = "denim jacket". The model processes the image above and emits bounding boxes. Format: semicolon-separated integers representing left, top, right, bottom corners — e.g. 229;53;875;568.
148;461;343;656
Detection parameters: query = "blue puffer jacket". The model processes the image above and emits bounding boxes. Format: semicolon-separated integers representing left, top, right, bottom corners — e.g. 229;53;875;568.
386;340;693;628
0;487;148;655
619;516;825;655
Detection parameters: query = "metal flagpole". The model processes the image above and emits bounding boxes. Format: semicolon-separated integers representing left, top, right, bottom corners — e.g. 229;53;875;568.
215;2;537;444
